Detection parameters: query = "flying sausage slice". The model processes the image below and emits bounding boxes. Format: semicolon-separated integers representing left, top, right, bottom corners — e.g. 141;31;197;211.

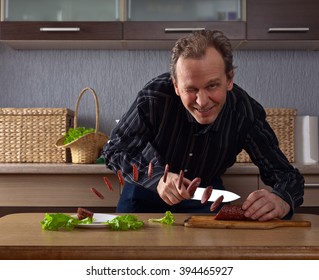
187;177;201;197
210;195;224;212
201;186;213;204
77;207;94;220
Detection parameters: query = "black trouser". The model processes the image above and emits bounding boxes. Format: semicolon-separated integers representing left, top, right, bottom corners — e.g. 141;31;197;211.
116;182;225;213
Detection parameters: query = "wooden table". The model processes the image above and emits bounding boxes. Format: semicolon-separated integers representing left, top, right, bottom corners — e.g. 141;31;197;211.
0;213;318;260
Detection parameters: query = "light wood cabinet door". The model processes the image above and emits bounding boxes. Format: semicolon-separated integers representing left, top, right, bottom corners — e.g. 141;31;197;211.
0;174;120;207
222;174;259;205
301;175;319;207
259;175;319;207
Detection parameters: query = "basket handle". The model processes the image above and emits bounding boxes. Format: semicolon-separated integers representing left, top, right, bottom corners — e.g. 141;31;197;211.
74;87;100;132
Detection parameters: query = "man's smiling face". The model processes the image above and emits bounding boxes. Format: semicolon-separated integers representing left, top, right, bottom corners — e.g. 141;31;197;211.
173;47;233;125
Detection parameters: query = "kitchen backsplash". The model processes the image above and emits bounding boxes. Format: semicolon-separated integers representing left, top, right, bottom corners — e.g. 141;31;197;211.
1;42;319;136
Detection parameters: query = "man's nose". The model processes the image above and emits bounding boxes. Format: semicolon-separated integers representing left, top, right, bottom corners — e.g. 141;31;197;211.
196;90;209;107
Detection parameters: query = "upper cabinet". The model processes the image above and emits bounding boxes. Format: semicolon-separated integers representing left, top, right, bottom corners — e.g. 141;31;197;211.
244;0;319;50
0;0;123;49
1;0;319;50
0;0;246;49
123;0;245;49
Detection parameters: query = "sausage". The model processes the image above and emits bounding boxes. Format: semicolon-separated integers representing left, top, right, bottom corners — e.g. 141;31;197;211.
77;207;94;220
214;204;249;220
148;161;153;179
117;170;125;187
210;195;224;212
163;164;169;183
201;186;213;204
132;164;139;181
103;176;114;191
177;170;184;190
90;187;104;200
187;177;201;197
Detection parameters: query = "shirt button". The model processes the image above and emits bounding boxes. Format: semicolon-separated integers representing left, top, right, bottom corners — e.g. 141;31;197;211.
184;169;188;173
189;153;193;157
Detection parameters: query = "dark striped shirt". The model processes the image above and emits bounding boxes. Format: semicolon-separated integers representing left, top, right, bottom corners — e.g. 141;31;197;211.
102;72;304;211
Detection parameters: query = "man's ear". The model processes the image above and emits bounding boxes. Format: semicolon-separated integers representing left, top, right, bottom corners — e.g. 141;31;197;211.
227;70;234;91
172;78;180;96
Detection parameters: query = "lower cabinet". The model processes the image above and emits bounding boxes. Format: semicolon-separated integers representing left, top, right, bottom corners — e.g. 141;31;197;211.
221;174;258;205
259;175;319;214
0;173;120;217
0;164;318;217
302;175;319;207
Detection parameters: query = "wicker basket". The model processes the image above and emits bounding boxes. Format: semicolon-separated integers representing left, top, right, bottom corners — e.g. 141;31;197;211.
0;108;74;163
55;87;108;164
236;108;296;163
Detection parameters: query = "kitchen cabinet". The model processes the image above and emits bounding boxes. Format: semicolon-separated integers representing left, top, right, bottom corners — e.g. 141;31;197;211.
1;163;318;217
0;164;121;217
123;0;245;49
0;0;123;49
222;174;258;205
258;165;319;214
1;0;319;50
0;0;245;49
243;0;319;50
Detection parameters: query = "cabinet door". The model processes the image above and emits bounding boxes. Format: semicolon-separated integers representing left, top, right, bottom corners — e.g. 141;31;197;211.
259;176;319;208
301;175;319;207
2;0;120;21
124;0;245;49
222;174;259;205
0;22;122;40
247;0;319;40
0;174;120;207
0;0;122;41
126;0;243;21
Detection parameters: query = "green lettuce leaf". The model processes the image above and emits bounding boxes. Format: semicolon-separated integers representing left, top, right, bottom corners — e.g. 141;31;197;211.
103;214;144;231
63;127;95;144
148;211;175;225
40;213;93;231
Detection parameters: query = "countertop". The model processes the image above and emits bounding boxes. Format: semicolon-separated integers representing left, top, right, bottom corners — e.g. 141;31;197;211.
0;212;318;260
0;163;318;175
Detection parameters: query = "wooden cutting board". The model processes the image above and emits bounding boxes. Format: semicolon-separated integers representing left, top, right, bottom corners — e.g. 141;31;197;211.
184;216;311;229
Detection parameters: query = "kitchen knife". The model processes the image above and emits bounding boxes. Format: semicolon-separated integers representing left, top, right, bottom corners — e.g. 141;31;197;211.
191;188;240;203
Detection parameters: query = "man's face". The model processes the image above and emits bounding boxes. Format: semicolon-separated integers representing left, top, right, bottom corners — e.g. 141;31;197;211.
173;47;233;125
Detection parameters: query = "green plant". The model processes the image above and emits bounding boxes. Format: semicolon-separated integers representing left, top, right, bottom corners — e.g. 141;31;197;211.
63;127;94;144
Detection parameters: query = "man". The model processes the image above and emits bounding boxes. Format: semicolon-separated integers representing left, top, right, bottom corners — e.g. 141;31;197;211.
102;30;304;221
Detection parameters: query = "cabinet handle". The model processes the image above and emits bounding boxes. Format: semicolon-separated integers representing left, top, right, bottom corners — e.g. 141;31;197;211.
165;27;205;33
305;183;319;188
268;27;309;33
40;27;81;32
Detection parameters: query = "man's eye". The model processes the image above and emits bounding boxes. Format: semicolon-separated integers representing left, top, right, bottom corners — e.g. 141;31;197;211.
207;84;217;89
185;88;197;94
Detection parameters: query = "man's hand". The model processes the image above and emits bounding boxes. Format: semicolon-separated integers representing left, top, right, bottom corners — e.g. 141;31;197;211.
157;172;192;205
242;189;290;221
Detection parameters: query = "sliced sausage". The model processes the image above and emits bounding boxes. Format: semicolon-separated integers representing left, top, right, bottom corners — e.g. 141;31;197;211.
201;186;213;204
214;204;249;220
77;207;94;220
148;161;153;179
163;164;169;183
210;195;224;212
90;187;104;200
132;164;139;181
177;170;184;190
187;177;201;197
117;170;125;187
103;176;114;191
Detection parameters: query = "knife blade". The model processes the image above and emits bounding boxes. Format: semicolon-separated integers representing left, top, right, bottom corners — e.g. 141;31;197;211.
191;188;240;203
